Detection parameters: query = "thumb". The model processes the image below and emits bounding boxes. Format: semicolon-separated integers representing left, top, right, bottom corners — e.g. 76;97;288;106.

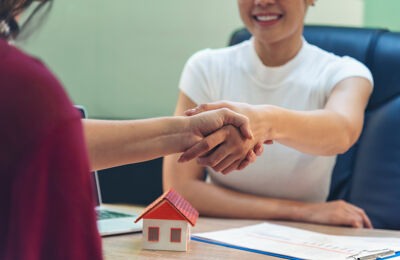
222;109;253;139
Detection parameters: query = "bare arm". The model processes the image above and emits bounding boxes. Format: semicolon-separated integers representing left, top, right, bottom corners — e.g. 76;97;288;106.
186;77;373;156
272;77;372;155
83;107;253;171
163;91;373;228
83;117;193;171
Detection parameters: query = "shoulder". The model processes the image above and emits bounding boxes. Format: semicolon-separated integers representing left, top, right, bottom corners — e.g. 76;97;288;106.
0;42;80;143
307;42;372;78
304;42;373;86
302;42;373;97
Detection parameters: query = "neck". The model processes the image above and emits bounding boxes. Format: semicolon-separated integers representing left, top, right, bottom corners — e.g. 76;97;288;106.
253;32;303;67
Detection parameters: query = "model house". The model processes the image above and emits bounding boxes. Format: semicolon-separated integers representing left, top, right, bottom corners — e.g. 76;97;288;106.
135;188;199;251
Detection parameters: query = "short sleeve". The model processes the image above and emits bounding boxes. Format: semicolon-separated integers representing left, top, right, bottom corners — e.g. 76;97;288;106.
323;56;374;96
179;49;216;105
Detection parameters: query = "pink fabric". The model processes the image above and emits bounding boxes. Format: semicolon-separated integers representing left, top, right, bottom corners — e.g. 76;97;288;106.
0;39;102;260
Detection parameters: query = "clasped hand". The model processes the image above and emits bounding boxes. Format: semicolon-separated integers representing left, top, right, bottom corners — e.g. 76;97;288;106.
179;102;272;174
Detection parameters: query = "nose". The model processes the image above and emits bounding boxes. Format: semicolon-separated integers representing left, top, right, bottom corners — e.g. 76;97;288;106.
254;0;276;6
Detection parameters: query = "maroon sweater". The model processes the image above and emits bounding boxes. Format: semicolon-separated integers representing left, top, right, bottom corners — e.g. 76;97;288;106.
0;39;102;259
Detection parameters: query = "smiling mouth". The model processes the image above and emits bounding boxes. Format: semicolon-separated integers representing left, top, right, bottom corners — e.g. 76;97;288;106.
253;14;283;23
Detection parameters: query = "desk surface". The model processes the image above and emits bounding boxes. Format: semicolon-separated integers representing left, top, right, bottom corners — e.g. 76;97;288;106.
102;204;400;260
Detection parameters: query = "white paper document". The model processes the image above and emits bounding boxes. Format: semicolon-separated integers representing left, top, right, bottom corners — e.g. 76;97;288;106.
193;223;400;260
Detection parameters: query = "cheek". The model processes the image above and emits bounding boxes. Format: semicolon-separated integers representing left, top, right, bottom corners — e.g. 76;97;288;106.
237;0;252;14
281;3;306;27
238;2;253;25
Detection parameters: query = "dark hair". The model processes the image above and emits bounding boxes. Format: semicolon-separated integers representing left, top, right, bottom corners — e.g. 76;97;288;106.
0;0;33;19
0;0;52;39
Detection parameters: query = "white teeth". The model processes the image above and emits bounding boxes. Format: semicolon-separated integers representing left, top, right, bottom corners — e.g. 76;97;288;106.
256;15;280;22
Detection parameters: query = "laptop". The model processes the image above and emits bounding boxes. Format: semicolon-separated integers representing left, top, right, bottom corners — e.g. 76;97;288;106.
75;105;142;236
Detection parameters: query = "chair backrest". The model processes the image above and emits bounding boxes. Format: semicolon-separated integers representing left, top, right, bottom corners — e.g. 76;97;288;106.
229;26;400;230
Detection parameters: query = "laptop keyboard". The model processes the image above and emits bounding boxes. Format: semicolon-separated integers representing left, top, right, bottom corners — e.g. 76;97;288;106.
96;209;135;220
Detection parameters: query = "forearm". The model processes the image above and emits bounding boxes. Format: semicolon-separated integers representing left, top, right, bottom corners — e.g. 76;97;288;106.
83;117;191;171
173;177;311;220
164;154;308;220
164;139;373;228
259;105;359;156
257;78;371;156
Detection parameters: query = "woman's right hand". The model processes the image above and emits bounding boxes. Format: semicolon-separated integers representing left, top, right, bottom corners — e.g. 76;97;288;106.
181;123;263;174
301;200;373;229
179;108;265;173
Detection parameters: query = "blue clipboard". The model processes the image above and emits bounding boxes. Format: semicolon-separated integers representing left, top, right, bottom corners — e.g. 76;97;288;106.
191;236;400;260
378;251;400;259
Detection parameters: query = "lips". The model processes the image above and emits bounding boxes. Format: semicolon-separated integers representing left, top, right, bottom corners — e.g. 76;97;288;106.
253;13;283;26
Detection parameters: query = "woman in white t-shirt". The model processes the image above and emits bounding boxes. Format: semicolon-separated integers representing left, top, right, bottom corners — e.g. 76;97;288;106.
164;0;374;228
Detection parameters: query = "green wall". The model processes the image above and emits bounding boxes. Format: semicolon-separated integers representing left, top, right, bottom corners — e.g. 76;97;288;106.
364;0;400;31
19;0;242;119
306;0;364;27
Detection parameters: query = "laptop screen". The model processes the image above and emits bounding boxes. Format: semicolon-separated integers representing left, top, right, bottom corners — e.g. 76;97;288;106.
75;105;101;207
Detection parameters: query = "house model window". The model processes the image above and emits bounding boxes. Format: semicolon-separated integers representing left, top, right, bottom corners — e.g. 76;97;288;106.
148;227;159;242
170;228;181;243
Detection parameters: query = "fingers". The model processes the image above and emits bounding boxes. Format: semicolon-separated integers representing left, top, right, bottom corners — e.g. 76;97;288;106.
347;211;364;228
237;159;250;170
186;104;253;139
237;149;257;171
198;142;257;170
221;160;241;175
178;128;227;163
253;142;264;156
339;201;373;229
247;149;257;163
361;212;373;229
209;139;256;174
221;109;253;139
197;143;230;167
185;102;231;116
213;155;237;173
350;205;373;229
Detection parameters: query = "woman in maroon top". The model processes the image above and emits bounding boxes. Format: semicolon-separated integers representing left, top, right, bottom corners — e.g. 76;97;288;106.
0;1;263;259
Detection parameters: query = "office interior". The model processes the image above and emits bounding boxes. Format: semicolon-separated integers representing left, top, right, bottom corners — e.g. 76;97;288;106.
17;0;400;223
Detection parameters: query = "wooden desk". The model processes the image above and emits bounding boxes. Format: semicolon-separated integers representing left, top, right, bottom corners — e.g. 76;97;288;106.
102;204;400;260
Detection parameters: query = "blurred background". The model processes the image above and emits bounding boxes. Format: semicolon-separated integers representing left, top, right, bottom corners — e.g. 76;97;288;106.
17;0;400;120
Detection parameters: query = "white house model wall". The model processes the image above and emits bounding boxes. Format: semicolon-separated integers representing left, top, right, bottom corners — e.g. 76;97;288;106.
142;219;191;251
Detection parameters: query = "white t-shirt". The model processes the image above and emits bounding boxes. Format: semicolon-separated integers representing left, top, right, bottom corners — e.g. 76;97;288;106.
179;38;373;203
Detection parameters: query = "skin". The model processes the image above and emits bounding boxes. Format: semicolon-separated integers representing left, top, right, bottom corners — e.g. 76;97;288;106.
83;109;254;171
164;0;374;228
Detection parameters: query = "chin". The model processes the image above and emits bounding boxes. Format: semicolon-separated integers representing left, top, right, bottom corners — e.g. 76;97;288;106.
253;31;286;45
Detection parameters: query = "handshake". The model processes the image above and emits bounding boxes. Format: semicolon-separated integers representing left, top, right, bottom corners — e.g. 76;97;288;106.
177;101;272;175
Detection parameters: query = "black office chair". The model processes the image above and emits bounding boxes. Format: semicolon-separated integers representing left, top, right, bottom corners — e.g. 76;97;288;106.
229;26;400;230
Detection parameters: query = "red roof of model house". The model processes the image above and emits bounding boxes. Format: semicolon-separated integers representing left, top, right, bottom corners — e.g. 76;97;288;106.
135;188;199;226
